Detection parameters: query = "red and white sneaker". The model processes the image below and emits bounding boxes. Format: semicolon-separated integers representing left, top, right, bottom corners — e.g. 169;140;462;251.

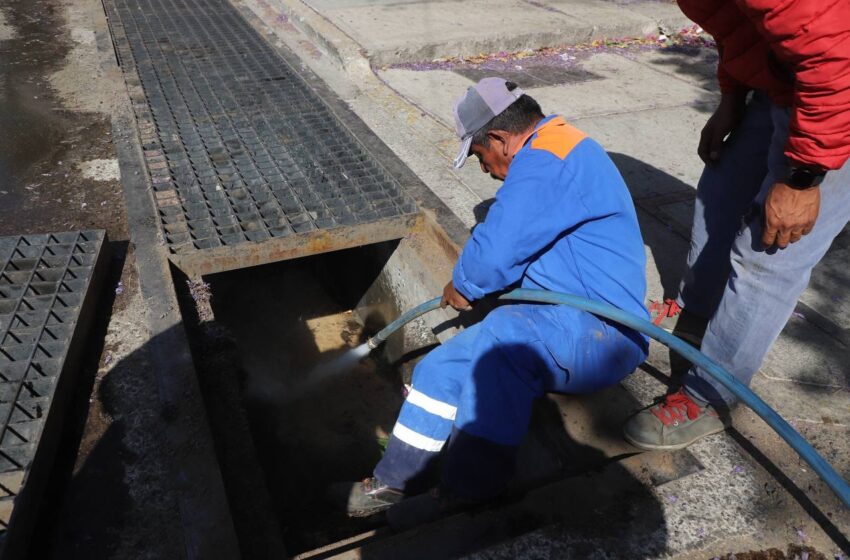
648;298;683;330
623;389;725;450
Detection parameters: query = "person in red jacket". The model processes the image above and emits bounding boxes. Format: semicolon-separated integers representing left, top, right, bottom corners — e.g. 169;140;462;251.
624;0;850;449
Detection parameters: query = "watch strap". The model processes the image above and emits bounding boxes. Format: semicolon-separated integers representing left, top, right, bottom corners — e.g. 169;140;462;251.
785;164;826;189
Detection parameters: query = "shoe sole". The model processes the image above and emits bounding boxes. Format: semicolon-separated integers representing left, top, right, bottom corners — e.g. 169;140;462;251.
622;424;726;451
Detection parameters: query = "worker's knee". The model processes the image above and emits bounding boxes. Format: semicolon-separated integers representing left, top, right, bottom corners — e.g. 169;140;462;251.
409;320;484;390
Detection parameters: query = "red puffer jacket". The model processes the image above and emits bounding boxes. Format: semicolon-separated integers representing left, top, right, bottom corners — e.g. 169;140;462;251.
678;0;850;171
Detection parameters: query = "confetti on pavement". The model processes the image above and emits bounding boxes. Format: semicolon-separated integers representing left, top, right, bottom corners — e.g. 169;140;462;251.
388;25;716;73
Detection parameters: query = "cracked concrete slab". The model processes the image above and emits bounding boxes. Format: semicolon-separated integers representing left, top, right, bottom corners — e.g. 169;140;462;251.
761;315;850;390
626;45;719;91
600;0;694;32
534;0;693;38
752;374;850;427
377;68;470;129
321;0;585;65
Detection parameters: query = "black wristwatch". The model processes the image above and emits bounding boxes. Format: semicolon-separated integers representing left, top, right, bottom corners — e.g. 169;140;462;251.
785;164;826;190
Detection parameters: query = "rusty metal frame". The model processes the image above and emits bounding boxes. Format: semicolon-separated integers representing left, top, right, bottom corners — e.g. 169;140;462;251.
170;213;421;277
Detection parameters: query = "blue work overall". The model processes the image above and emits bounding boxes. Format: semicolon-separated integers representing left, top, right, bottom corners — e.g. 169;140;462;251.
374;116;650;499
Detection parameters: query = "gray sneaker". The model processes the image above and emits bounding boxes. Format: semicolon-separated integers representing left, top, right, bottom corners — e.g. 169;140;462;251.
623;389;725;450
328;477;404;517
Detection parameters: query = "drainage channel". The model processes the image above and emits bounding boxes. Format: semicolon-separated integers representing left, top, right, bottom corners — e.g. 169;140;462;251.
103;0;419;277
168;227;465;557
181;244;407;556
0;231;108;558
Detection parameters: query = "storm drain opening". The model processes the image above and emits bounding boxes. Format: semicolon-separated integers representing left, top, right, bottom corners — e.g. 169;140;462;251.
177;240;421;556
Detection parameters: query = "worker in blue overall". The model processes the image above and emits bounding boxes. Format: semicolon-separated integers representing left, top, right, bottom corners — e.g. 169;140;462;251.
333;78;649;528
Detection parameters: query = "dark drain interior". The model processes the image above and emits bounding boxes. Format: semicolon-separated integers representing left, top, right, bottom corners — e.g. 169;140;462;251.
178;244;410;555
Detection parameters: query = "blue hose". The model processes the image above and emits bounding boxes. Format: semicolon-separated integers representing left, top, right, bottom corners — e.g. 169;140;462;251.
366;288;850;510
367;297;443;349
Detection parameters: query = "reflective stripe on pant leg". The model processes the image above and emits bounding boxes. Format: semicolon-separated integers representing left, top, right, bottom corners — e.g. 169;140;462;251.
685;101;850;405
391;394;456;450
373;323;480;493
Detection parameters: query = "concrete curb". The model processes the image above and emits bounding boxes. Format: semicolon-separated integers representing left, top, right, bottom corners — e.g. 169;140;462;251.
112;110;242;560
241;0;370;79
241;0;692;67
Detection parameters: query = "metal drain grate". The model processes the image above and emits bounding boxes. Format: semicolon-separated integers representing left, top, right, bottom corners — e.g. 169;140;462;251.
104;0;419;276
0;231;106;550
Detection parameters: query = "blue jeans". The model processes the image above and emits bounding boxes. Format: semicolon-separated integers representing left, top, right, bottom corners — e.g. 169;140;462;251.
678;93;850;406
374;304;646;499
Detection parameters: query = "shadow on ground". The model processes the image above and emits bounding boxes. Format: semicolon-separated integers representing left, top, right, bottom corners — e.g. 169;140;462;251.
640;45;719;111
28;242;185;560
330;364;669;559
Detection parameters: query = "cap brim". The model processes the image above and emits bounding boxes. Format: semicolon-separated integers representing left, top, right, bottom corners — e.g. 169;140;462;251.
453;136;473;169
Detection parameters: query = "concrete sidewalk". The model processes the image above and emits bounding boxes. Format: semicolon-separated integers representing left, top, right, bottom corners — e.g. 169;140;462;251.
293;0;691;65
236;0;850;556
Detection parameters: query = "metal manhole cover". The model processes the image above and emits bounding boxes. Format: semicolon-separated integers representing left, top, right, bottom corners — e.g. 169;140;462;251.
105;0;419;276
0;230;106;552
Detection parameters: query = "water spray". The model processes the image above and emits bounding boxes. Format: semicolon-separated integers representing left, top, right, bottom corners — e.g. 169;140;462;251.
356;288;850;510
